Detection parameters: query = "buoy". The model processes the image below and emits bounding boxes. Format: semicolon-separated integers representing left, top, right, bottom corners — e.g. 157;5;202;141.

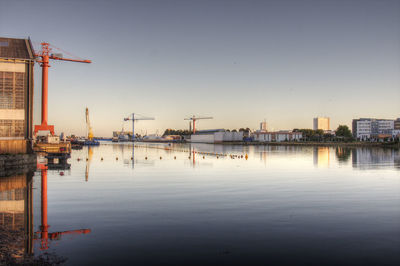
86;158;88;161
174;156;176;159
101;157;103;161
217;156;219;159
145;157;148;160
131;157;133;160
245;154;248;160
116;157;118;160
203;156;205;159
160;156;162;159
77;158;80;161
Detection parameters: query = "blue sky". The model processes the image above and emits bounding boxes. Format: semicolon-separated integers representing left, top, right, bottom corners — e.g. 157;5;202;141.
1;0;399;136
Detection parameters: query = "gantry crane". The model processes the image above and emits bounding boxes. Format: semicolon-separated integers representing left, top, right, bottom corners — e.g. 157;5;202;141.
124;113;155;141
86;107;93;141
184;115;213;134
84;108;99;145
34;42;91;135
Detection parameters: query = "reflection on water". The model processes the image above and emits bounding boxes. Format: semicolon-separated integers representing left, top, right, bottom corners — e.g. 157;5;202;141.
352;147;400;169
313;147;330;168
1;143;399;265
0;172;33;259
35;163;91;251
336;147;351;163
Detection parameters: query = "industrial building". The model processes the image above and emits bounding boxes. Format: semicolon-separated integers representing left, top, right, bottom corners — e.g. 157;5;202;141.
190;129;244;143
0;37;35;154
352;118;397;140
252;131;303;142
313;117;330;131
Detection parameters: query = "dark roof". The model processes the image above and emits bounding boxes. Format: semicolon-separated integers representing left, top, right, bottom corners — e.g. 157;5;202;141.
194;129;225;135
0;37;35;60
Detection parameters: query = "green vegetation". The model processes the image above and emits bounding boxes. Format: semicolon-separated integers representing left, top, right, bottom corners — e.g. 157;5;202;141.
163;129;192;136
293;129;326;141
292;126;354;142
335;125;352;138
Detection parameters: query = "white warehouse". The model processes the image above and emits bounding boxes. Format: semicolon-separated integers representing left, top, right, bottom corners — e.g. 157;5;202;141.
190;129;244;143
252;131;303;142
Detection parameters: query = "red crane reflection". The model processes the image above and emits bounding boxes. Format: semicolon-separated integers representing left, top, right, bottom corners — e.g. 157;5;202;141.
35;163;91;250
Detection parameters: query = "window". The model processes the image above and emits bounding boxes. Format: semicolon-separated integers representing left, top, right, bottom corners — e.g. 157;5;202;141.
0;71;26;138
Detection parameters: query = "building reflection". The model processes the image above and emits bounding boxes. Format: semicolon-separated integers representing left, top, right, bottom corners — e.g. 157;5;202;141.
313;147;330;168
0;161;91;261
0;171;34;259
352;148;400;169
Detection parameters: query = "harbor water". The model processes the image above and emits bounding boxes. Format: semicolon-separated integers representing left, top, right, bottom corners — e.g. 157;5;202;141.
1;142;400;265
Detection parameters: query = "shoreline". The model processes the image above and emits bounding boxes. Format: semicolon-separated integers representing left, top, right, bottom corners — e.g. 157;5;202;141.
218;141;400;148
108;140;400;149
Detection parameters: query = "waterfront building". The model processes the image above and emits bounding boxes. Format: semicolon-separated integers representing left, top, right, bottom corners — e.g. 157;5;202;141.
252;131;303;142
313;117;330;131
190;129;244;143
391;118;400;138
394;118;400;130
260;121;267;131
0;37;35;154
352;118;396;140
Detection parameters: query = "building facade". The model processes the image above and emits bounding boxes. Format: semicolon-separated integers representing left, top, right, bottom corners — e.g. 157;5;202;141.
0;38;35;154
190;129;244;143
352;118;397;140
252;131;303;142
313;117;330;131
260;121;267;131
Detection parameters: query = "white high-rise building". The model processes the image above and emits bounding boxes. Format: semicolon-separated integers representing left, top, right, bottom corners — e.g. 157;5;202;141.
313;117;330;131
260;121;267;131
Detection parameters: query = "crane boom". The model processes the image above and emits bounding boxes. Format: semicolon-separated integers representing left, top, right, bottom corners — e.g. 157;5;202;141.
48;56;91;63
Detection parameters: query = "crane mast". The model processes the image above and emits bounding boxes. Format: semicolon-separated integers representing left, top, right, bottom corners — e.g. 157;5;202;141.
34;42;91;136
184;115;213;134
123;113;155;141
86;108;93;141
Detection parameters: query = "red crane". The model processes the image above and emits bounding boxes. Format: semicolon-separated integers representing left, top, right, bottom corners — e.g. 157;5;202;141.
184;115;213;134
34;42;91;135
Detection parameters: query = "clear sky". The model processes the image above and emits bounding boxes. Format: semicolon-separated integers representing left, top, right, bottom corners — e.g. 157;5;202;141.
1;0;399;136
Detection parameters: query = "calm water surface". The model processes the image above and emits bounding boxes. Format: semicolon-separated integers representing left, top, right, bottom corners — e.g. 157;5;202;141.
2;143;400;265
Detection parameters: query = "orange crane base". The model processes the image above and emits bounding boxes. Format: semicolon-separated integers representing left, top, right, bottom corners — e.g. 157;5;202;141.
34;123;55;135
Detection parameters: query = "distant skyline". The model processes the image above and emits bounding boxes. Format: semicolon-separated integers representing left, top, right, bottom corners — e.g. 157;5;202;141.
1;0;399;136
